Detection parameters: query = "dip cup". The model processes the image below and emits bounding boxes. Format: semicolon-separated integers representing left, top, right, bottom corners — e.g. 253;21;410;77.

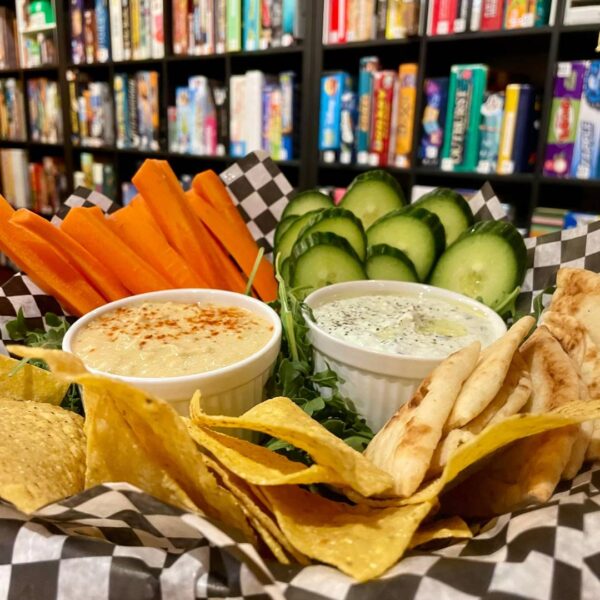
62;289;282;420
304;280;507;433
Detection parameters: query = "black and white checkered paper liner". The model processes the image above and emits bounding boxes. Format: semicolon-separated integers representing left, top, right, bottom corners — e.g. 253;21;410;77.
1;154;600;598
1;465;600;600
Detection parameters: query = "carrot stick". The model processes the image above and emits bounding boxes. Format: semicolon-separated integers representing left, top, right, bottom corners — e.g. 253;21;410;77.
61;206;173;295
10;209;129;303
192;170;252;237
185;189;277;302
0;219;105;315
0;194;15;221
107;203;203;289
132;160;223;288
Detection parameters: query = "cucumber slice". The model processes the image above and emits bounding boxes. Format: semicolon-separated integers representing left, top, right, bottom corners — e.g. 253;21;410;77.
340;170;406;229
274;215;298;248
366;244;418;282
276;209;324;263
429;221;527;311
290;232;366;296
281;190;333;220
297;207;367;261
414;188;474;246
281;257;291;284
366;206;445;281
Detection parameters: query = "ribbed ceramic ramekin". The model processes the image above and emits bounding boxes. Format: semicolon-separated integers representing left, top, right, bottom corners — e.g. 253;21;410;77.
62;289;282;419
304;280;507;433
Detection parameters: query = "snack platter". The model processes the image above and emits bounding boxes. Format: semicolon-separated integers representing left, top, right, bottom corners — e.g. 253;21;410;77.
0;151;599;600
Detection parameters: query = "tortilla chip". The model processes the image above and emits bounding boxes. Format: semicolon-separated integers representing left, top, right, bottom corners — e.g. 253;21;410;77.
408;516;472;550
261;485;433;582
83;382;197;512
445;317;535;430
549;268;600;348
463;352;532;434
200;454;308;565
364;342;481;497
190;396;393;497
0;399;85;513
8;345;87;377
187;424;345;487
0;354;70;405
440;426;579;517
401;399;600;506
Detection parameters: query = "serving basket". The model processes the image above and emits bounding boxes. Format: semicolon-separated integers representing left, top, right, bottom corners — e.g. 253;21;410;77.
0;151;599;600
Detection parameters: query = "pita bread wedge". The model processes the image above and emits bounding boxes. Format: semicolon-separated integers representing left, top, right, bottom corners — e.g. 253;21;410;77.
364;342;480;498
445;316;535;431
586;420;600;461
549;268;600;347
426;430;475;479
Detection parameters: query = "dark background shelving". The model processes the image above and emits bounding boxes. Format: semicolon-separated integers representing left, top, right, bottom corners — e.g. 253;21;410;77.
0;0;598;229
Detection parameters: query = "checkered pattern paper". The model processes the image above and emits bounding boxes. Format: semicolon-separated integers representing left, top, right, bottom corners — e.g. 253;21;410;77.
1;154;600;598
1;467;600;600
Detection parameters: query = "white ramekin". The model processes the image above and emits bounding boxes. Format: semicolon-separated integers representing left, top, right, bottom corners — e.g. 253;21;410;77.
62;289;282;418
304;280;507;433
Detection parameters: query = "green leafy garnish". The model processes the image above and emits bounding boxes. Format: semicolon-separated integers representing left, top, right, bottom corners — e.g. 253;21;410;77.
6;308;83;416
263;256;374;464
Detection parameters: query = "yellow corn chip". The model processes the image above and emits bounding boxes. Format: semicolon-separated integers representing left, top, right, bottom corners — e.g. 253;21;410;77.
408;516;473;549
190;396;393;497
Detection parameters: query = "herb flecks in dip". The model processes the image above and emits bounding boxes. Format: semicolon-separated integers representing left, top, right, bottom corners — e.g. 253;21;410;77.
312;294;496;359
72;301;274;378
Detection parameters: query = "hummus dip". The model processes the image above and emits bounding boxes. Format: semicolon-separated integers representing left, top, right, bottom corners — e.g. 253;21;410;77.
72;301;274;378
312;293;497;359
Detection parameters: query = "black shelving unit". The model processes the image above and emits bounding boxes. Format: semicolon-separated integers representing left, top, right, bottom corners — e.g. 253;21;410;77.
0;0;598;227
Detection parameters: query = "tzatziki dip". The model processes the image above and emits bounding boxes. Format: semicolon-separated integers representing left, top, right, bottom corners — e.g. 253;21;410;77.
312;294;497;359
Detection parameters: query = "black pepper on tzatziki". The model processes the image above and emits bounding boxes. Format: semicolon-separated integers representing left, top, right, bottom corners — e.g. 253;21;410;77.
311;294;497;359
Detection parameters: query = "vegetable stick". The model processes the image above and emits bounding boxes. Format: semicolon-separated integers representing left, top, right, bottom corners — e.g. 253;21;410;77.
10;209;129;303
185;189;277;302
0;219;105;315
108;203;203;289
61;206;173;295
131;160;222;288
0;194;15;221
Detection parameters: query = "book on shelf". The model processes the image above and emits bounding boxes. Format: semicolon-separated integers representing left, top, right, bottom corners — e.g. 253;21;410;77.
27;78;62;143
67;71;115;147
74;152;116;198
476;91;505;173
113;70;160;151
418;77;449;168
369;70;395;166
0;78;26;141
0;149;66;213
356;57;380;165
0;7;19;69
323;0;421;44
318;71;353;163
394;63;418;168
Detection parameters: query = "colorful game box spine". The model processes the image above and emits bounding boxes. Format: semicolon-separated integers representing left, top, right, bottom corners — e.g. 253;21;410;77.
95;0;111;62
121;0;132;59
441;64;488;172
268;86;283;158
419;77;449;167
386;0;404;38
261;83;273;154
544;61;587;177
325;0;337;43
534;0;550;25
127;73;139;146
477;92;504;173
260;0;273;49
282;0;296;45
109;0;123;61
151;0;164;57
188;79;204;154
405;0;420;35
504;0;532;28
496;84;520;173
83;10;96;63
571;61;600;180
175;86;191;153
318;71;351;162
480;0;503;30
70;0;85;64
211;83;228;155
339;89;357;164
510;85;536;172
280;71;295;159
454;0;469;32
66;71;79;144
226;0;242;51
470;0;483;29
431;0;458;35
369;70;396;166
204;0;215;54
356;57;379;164
244;70;265;153
357;0;375;40
394;63;418;168
345;0;358;42
173;0;189;54
376;0;388;38
243;0;261;51
114;74;129;148
215;0;227;52
229;74;246;156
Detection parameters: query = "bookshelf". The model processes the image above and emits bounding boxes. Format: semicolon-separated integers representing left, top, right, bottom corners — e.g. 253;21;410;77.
0;0;597;230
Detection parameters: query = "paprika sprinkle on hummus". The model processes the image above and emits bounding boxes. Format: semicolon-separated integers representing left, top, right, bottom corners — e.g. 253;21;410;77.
71;301;274;378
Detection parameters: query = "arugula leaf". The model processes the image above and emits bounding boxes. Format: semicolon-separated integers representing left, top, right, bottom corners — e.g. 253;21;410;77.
263;256;374;464
6;309;84;416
